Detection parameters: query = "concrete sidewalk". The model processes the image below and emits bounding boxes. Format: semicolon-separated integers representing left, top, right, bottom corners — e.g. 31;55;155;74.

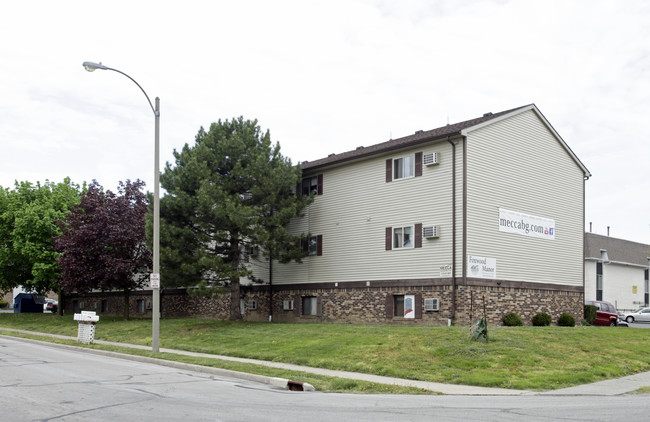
1;328;649;396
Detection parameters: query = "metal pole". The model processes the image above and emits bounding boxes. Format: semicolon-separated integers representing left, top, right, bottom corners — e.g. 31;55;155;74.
82;61;161;353
152;97;160;352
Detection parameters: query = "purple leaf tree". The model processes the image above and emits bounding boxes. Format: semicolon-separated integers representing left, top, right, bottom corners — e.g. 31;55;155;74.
55;180;152;319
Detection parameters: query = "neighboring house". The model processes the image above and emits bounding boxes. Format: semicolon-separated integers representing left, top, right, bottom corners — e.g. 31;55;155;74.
584;232;650;312
261;103;591;325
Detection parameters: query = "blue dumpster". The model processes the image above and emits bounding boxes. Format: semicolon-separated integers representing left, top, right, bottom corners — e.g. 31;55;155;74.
13;293;45;313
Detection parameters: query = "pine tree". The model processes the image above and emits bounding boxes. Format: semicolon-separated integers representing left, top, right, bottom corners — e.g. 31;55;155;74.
159;117;311;320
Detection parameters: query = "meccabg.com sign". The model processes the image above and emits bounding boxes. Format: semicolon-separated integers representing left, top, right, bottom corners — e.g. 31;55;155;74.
498;208;555;240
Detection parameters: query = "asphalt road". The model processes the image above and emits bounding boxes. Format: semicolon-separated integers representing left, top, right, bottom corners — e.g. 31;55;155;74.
2;337;650;421
624;321;650;328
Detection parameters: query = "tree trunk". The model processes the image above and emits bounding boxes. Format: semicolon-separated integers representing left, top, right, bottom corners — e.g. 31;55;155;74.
123;288;130;320
229;234;242;321
229;279;241;320
57;288;65;316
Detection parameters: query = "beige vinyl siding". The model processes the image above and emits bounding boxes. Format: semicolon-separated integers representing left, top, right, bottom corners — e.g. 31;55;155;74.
274;141;456;284
465;109;584;287
245;255;271;284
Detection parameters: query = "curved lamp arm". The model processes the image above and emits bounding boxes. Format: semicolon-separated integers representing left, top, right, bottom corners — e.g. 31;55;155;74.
82;61;158;117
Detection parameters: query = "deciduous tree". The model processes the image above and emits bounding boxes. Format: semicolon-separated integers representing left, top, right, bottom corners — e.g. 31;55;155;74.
55;180;151;319
0;178;82;303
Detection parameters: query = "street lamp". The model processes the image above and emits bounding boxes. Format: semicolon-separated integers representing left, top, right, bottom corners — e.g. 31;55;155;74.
82;61;161;352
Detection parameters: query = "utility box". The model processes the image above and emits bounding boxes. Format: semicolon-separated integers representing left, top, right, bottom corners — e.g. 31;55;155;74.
74;311;100;344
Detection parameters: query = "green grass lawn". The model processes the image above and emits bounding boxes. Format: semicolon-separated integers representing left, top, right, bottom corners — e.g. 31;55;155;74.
2;313;649;392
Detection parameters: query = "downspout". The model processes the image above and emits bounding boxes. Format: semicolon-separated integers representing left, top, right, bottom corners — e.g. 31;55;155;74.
582;176;587;304
462;136;468;288
446;136;457;321
269;252;273;322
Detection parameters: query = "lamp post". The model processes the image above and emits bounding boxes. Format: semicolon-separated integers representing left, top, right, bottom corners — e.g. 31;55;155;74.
82;61;161;352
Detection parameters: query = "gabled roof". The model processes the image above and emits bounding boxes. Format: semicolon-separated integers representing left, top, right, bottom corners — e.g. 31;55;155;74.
301;104;591;177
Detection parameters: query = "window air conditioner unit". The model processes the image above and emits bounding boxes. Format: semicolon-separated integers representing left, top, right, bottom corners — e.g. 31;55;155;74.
423;152;439;166
423;225;440;239
247;300;257;310
283;300;294;311
146;301;152;310
424;298;440;312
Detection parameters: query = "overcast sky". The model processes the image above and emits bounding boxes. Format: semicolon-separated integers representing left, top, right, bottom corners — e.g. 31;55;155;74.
1;0;649;244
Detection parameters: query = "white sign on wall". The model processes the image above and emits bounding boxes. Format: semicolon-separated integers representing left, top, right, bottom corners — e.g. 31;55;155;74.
498;208;555;240
467;255;497;279
439;264;452;278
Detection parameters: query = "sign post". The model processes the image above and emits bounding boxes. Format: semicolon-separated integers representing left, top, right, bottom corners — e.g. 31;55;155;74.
150;273;160;352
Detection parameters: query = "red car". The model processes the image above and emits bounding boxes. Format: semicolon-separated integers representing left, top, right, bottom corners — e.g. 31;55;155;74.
585;300;618;326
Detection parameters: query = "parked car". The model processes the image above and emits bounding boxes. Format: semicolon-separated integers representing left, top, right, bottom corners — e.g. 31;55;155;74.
584;300;618;326
44;299;58;313
622;307;650;323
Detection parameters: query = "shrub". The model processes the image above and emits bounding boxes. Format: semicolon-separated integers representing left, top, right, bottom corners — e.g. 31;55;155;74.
0;300;7;308
532;312;552;326
503;312;523;326
557;312;576;327
583;305;596;325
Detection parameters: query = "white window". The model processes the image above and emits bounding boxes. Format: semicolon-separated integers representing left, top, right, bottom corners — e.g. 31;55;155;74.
302;235;322;256
393;155;414;179
393;294;415;318
308;236;318;256
302;296;318;316
393;226;414;249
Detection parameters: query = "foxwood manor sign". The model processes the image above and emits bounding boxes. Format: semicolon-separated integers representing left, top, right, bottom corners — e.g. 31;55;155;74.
498;208;555;240
467;255;496;279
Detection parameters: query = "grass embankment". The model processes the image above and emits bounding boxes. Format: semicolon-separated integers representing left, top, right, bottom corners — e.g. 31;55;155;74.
2;313;650;393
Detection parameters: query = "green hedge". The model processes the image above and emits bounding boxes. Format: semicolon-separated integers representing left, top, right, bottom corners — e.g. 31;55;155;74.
532;312;552;326
503;312;524;326
558;312;576;327
583;305;597;325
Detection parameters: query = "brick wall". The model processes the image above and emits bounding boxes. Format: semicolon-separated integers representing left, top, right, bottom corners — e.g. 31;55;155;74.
64;281;583;326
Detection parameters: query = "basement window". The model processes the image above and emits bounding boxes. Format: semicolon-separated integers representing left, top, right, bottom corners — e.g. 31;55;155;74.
302;296;318;316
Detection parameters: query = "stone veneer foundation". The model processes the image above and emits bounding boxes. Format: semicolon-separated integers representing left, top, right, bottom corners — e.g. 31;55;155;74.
64;279;583;326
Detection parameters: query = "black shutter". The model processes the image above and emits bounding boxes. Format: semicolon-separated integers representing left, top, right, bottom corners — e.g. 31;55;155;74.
317;174;323;195
317;297;323;317
385;159;392;182
415;152;423;177
385;294;394;318
415;223;422;248
385;227;392;250
317;235;323;256
415;294;422;319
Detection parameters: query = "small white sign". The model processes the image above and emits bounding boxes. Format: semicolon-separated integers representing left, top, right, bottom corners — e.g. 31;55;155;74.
150;273;160;289
439;264;452;278
467;255;497;279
